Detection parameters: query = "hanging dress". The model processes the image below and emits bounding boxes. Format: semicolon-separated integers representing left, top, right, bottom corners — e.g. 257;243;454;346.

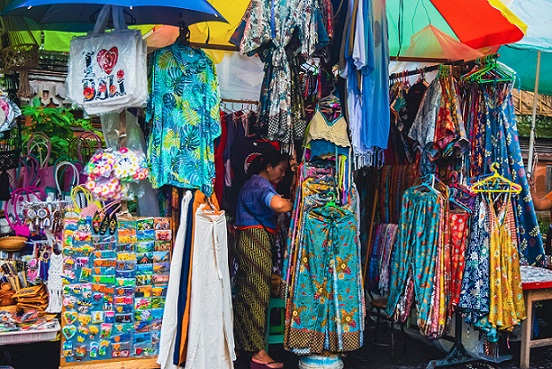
386;187;442;336
458;196;491;324
486;193;525;333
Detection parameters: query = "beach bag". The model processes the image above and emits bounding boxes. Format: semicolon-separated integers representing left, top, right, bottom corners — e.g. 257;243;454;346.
66;5;147;115
26;133;55;191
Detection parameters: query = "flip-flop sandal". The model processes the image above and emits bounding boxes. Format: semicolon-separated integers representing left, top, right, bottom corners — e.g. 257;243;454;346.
250;360;284;369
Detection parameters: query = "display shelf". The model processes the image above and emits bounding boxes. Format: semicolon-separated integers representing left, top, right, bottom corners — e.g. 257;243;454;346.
0;320;60;345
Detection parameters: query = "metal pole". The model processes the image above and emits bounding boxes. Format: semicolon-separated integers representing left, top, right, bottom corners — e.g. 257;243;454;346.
527;51;542;175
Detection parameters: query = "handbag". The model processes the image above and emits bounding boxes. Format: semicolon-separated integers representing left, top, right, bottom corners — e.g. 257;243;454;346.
70;185;102;219
55;160;79;200
10;154;39;191
72;131;103;184
26;133;54;191
5;186;46;237
66;5;147;115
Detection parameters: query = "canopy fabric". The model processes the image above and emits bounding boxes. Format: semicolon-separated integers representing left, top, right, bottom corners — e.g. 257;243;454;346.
500;48;552;96
387;0;525;57
498;0;552;95
430;0;525;49
1;0;226;29
401;25;484;60
502;0;552;52
15;26;154;51
12;0;524;55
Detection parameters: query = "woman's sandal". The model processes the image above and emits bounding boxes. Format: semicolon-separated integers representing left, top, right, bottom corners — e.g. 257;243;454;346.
250;359;284;369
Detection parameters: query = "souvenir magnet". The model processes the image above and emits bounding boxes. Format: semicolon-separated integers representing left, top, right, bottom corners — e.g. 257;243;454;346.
62;341;73;357
62;325;77;340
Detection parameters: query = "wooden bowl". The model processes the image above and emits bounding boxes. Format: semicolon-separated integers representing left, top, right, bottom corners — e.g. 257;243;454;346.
0;236;27;252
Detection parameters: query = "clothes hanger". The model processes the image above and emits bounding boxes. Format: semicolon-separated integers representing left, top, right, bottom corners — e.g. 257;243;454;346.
462;55;514;85
412;173;442;196
202;194;223;216
470;162;521;194
449;188;472;213
324;191;337;208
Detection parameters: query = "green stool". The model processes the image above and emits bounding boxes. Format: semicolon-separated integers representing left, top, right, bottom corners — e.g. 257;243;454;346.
265;297;286;350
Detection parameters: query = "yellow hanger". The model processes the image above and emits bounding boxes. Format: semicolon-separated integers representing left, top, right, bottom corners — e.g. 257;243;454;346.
470;162;522;194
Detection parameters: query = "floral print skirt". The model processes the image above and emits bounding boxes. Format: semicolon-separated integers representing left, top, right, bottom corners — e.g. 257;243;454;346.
285;205;364;354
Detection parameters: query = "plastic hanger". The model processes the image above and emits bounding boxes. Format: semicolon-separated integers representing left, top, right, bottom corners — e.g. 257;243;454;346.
415;174;443;195
449;188;472;213
470;162;521;194
325;192;336;208
461;55;514;85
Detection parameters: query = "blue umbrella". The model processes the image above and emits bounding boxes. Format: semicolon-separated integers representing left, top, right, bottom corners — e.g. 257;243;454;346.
1;0;227;30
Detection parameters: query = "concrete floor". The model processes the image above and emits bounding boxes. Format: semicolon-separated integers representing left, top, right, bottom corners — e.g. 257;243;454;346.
2;330;552;368
234;330;552;369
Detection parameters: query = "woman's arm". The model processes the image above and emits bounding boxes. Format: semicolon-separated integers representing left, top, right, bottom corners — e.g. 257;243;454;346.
531;190;552;211
529;177;552;211
270;195;292;213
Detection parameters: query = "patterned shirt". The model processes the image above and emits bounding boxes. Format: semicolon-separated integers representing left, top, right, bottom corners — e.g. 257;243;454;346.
146;43;221;195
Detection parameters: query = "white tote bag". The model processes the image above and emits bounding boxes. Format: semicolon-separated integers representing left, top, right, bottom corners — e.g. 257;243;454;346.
66;5;147;115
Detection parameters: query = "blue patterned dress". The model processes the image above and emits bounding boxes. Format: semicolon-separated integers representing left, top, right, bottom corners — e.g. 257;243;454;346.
458;196;490;323
385;187;442;336
464;83;543;264
146;43;221;195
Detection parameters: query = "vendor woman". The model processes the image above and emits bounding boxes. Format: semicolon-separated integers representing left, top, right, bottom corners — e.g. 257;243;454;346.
233;151;292;369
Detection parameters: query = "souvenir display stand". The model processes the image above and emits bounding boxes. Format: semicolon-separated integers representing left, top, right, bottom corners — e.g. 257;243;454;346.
59;216;172;368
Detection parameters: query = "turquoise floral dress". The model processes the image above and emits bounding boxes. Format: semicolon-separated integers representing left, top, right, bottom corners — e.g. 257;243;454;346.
146;43;221;195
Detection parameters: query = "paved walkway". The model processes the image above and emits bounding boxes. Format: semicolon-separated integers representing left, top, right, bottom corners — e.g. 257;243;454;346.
235;335;552;369
2;330;552;368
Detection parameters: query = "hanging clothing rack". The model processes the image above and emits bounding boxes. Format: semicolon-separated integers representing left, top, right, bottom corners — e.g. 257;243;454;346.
221;98;260;105
389;59;465;80
389;53;499;80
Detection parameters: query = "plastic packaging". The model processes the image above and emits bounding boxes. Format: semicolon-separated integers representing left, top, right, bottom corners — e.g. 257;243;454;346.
100;110;160;217
84;147;148;201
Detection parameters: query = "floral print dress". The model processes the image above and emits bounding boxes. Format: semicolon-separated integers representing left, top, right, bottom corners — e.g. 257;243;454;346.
385;186;447;338
146;43;221;195
463;82;543;264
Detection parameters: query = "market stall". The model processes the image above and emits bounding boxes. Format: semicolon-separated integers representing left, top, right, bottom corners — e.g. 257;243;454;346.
0;0;547;369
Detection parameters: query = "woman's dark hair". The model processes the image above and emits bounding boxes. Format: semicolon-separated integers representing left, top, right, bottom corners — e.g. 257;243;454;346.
247;150;289;177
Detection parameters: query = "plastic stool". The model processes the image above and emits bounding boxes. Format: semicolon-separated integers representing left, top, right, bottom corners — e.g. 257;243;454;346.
265;297;285;350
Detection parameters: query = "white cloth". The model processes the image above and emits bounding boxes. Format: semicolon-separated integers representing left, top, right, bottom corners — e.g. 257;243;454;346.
157;191;193;369
185;205;235;369
46;251;63;313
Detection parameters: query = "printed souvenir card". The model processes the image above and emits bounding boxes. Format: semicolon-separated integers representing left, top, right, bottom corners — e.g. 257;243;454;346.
61;217;172;363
